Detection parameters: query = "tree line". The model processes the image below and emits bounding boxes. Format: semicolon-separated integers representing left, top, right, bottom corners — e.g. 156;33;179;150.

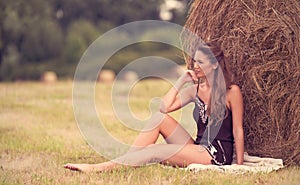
0;0;188;81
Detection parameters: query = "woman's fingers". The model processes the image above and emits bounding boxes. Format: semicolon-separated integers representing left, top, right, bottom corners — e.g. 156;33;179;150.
178;70;198;84
186;70;198;83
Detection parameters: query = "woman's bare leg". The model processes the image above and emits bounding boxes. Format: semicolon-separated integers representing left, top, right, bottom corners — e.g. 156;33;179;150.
64;143;212;172
131;112;194;148
64;112;198;172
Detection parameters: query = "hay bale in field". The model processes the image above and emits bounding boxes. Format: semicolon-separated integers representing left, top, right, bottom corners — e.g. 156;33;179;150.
183;0;300;165
40;71;57;83
98;69;115;83
122;71;139;82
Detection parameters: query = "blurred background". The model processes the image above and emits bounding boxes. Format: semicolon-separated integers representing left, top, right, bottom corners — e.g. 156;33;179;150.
0;0;190;81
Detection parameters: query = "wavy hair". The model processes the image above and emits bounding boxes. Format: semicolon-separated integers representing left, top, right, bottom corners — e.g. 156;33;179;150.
194;41;233;126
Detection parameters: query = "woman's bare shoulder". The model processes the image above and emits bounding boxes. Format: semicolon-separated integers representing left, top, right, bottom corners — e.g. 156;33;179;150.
226;84;243;111
181;84;197;100
229;84;242;92
227;85;243;100
187;84;198;95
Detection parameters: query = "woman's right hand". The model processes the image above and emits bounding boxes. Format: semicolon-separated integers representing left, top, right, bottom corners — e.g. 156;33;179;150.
160;69;198;113
178;70;198;84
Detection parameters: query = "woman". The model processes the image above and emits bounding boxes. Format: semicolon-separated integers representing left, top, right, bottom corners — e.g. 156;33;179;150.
64;41;244;172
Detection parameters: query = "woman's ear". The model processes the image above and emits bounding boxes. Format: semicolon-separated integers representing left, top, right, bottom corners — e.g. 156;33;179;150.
212;62;219;69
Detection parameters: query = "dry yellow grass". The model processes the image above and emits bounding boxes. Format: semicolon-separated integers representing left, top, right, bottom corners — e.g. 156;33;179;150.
0;81;299;184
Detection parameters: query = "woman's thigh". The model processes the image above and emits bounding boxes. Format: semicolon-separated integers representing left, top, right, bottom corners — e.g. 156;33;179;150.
161;144;212;167
131;112;194;150
147;143;212;167
158;113;195;145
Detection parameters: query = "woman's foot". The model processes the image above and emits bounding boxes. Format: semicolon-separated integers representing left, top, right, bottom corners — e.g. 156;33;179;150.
64;161;118;173
64;163;97;173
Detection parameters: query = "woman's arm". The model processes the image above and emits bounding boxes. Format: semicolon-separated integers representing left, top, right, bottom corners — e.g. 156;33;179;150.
229;85;244;165
159;70;197;113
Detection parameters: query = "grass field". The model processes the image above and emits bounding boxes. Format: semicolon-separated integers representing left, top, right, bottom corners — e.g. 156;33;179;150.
0;81;299;185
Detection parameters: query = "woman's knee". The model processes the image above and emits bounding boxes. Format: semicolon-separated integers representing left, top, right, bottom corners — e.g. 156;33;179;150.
154;111;175;123
153;111;168;119
148;112;173;127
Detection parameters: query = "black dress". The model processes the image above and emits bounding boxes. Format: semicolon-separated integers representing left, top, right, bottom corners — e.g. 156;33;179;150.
193;92;234;165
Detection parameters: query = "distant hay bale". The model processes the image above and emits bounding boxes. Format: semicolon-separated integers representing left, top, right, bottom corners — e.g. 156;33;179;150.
122;71;138;82
183;0;300;165
40;71;57;83
98;69;115;83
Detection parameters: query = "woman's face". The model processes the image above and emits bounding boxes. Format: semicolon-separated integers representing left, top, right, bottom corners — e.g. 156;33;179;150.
192;50;218;78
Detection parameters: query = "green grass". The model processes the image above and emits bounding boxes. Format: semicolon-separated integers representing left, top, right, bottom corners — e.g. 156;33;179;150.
0;81;299;185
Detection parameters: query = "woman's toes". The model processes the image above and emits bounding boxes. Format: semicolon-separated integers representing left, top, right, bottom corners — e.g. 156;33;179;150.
64;164;79;171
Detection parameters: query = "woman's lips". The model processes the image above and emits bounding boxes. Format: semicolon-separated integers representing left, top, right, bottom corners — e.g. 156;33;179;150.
195;71;203;75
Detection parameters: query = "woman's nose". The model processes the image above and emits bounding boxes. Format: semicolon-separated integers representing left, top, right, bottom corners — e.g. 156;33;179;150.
193;62;201;71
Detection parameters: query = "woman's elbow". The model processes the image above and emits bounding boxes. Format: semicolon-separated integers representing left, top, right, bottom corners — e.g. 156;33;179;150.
159;106;168;113
159;108;167;114
159;103;171;114
233;127;244;139
159;103;167;113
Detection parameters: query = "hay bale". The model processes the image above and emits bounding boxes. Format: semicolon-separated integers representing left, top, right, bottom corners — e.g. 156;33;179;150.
122;71;138;82
40;71;57;83
98;69;115;83
183;0;300;165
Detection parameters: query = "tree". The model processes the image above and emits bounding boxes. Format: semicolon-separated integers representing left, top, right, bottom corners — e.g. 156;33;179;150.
0;44;20;81
64;19;100;64
21;19;63;63
0;0;188;80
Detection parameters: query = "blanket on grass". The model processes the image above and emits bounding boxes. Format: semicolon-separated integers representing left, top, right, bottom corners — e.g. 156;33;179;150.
186;152;284;174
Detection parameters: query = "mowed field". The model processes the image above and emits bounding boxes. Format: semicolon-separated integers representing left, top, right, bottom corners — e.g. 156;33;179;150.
0;81;299;185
